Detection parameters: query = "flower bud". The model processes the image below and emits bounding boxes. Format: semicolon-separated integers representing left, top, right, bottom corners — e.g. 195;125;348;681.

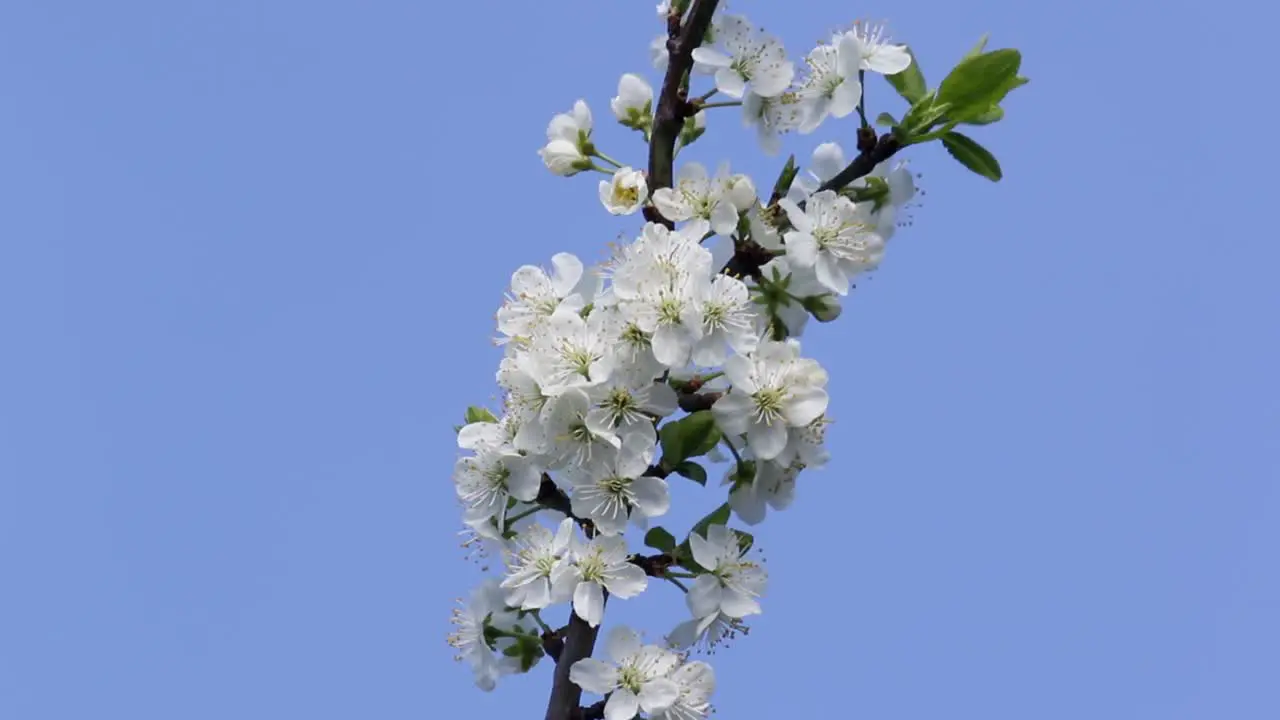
801;294;843;322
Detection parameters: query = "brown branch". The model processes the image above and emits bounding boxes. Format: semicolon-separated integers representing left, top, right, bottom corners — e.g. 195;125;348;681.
546;6;721;719
722;129;903;282
631;552;676;577
643;0;722;227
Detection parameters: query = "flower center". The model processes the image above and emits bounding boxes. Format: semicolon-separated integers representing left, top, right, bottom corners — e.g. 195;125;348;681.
613;184;640;206
618;664;646;693
751;386;786;424
578;552;606;582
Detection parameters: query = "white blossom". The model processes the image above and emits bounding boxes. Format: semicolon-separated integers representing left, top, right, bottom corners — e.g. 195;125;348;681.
686;524;768;619
448;578;520;691
797;40;863;134
728;457;800;525
539;100;594;176
570;626;682;720
841;21;912;75
600;167;650;215
711;339;829;460
742;90;805;155
778;189;885;295
501;518;575;609
496;253;591;342
690;14;794;98
453;429;542;530
651;163;740;235
650;660;716;720
564;430;670;535
612;73;654;130
552;532;649;627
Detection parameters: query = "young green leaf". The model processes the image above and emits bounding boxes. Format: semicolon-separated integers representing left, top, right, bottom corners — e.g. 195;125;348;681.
644;526;677;553
736;530;755;555
875;112;899;127
659;410;722;466
464;406;498;425
673;460;708;486
936;49;1020;120
942;131;1003;181
885;48;927;103
961;33;990;61
771;154;798;202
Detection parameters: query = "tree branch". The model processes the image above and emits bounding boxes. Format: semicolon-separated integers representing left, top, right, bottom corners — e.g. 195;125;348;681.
546;6;721;719
722;129;903;281
643;0;722;227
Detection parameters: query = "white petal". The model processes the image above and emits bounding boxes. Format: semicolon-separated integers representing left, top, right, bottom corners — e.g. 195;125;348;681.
605;625;642;663
605;563;649;598
747;420;788;460
720;587;763;618
714;68;747;98
639;678;681;712
815;253;850;295
550;253;585;297
785;233;819;268
836;33;862;78
722;355;757;393
729;485;767;525
784;386;828;427
690;47;732;68
710;392;753;436
574;581;605;627
688;533;718;573
570;657;620;695
631;475;671;517
867;45;913;75
605;689;640;720
652;324;693;367
710;200;739;236
829;77;862;118
687;577;723;618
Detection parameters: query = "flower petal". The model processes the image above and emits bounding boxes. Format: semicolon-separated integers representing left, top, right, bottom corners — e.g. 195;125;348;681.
574;581;605;627
570;657;619;695
605;625;642;663
687;577;723;618
639;678;681;712
605;688;640;720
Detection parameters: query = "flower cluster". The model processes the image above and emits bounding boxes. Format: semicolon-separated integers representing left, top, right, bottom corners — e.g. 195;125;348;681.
449;1;1025;716
454;6;917;714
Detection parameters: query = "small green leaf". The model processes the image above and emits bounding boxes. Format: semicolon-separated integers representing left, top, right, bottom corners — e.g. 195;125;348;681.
961;106;1004;126
673;460;708;485
691;503;731;537
874;112;898;128
941;132;1002;181
936;49;1020;119
736;530;755;555
900;92;950;136
659;410;722;466
644;526;677;553
885;48;927;103
961;33;990;61
464;406;498;425
771;154;798;202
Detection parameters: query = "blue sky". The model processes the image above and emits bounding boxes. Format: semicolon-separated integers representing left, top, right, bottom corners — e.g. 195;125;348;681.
1;1;1276;718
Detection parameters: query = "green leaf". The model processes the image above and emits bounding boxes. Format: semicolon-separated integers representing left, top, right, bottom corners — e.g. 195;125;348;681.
690;503;731;538
885;48;927;103
673;460;708;485
770;154;798;202
464;406;498;425
900;92;950;136
874;112;898;128
941;132;1002;181
644;526;677;553
936;49;1020;119
659;410;722;467
961;33;990;61
736;530;755;555
961;106;1004;126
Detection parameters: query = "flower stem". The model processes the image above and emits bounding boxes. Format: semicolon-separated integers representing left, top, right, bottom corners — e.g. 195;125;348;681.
593;151;624;168
530;610;554;634
856;70;869;129
697;88;719;102
722;435;744;467
665;570;697;579
664;575;690;593
505;506;541;525
698;100;743;109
